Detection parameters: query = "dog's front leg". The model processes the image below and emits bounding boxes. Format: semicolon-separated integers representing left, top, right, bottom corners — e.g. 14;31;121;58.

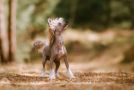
49;57;55;80
54;60;60;77
64;56;75;79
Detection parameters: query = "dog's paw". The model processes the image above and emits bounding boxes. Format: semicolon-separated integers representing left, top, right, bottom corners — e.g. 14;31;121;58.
40;70;47;77
66;68;75;79
55;72;60;78
49;70;56;80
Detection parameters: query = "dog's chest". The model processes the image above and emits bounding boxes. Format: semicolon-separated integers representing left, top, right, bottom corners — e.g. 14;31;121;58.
55;36;64;53
55;42;64;54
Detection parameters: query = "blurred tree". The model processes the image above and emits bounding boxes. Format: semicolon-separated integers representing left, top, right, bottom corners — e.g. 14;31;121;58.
123;0;134;29
0;0;9;63
8;0;17;62
69;0;78;25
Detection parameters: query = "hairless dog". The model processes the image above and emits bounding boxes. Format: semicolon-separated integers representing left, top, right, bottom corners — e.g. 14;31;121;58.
33;18;75;80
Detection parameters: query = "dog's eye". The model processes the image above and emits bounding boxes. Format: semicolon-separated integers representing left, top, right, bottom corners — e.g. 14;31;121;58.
58;23;62;26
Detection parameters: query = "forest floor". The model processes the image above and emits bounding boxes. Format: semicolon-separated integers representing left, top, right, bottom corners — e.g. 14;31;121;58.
0;62;133;90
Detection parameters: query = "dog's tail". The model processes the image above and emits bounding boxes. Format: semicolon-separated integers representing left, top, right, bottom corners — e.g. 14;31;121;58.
32;40;45;51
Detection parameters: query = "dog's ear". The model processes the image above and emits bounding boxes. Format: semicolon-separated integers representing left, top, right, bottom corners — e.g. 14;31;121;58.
47;18;55;32
47;18;51;26
62;21;68;31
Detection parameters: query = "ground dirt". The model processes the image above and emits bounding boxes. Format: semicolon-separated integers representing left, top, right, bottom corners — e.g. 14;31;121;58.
0;63;133;90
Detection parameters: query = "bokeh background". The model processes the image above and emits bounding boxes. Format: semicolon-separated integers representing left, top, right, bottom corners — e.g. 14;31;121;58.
0;0;134;72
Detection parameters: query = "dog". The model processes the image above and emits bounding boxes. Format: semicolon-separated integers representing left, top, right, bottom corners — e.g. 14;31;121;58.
33;18;75;80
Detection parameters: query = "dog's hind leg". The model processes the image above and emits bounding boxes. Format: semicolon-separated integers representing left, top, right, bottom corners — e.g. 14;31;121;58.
41;53;47;77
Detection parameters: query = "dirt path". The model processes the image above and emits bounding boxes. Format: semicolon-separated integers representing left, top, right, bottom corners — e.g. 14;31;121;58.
0;72;134;90
0;63;134;90
0;72;134;84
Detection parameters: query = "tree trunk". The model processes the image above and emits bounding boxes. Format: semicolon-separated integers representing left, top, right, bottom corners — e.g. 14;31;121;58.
70;0;78;25
0;0;9;63
8;0;17;62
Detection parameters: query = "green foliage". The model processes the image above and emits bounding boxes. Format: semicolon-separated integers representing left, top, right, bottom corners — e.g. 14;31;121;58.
53;0;134;30
16;0;134;31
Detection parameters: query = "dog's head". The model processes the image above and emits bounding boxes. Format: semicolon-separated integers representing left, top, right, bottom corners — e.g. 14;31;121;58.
47;18;68;35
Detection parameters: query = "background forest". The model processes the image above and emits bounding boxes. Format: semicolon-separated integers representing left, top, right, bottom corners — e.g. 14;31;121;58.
0;0;134;71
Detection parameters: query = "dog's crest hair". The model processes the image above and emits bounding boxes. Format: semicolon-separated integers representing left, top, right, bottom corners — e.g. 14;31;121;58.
47;17;65;30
